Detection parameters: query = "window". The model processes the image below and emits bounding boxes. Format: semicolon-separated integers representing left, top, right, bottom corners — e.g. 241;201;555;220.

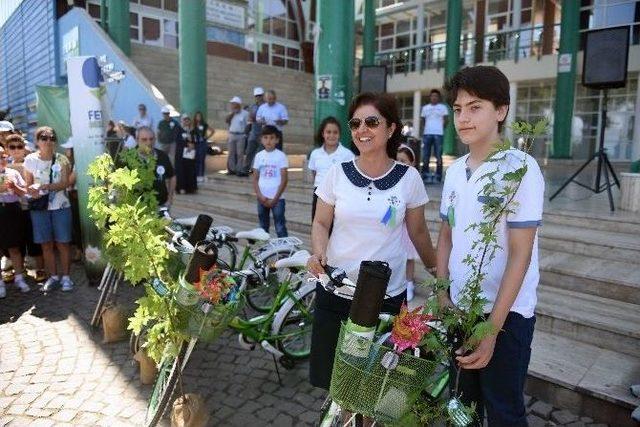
142;17;161;45
580;0;640;46
163;19;178;49
141;0;161;8
88;3;101;19
130;12;139;41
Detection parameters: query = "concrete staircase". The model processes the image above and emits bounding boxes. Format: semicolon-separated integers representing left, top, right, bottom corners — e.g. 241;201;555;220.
129;44;314;155
171;170;640;427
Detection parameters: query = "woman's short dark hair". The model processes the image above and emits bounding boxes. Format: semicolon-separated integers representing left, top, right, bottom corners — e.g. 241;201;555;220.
445;65;510;132
430;89;441;97
315;116;341;146
4;133;24;146
348;92;403;159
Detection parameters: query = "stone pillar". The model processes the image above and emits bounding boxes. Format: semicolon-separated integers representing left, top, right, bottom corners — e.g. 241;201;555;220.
416;4;425;72
443;0;462;155
315;0;355;147
542;0;556;55
362;0;376;66
475;0;486;63
179;0;207;117
552;0;579;158
107;0;130;56
506;81;518;144
413;89;422;138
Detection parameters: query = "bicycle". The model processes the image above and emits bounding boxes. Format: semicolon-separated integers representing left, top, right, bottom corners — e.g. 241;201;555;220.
314;264;451;427
143;247;315;427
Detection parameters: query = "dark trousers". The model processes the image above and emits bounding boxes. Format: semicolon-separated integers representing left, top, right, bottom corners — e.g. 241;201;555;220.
243;137;260;173
276;129;283;151
451;312;535;427
257;198;288;237
195;142;207;178
422;134;444;179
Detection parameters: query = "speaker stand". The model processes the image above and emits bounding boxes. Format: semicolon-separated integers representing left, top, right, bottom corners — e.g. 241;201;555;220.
549;89;620;211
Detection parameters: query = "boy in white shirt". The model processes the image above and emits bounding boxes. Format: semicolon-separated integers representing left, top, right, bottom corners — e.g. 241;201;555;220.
437;66;544;426
252;125;289;237
420;89;448;183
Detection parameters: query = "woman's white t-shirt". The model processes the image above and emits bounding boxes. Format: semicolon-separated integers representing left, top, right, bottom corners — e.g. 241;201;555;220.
23;152;71;211
315;160;428;297
308;145;355;188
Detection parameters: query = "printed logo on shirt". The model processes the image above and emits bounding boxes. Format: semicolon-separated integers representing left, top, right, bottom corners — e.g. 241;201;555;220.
381;195;401;228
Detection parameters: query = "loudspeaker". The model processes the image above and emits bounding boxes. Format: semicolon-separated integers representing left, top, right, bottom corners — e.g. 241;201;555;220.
582;26;630;89
359;65;387;93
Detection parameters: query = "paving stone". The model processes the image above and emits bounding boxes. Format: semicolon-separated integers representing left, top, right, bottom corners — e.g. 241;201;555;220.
551;409;579;424
530;401;554;419
0;396;16;409
272;413;293;427
527;414;547;427
52;409;78;423
566;422;586;427
580;417;594;423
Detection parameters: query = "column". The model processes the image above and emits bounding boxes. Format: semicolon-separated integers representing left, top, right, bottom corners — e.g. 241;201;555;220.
413;90;422;138
107;0;130;56
474;0;486;63
542;0;557;55
512;0;522;60
552;0;579;158
315;0;355;147
506;82;518;144
100;0;107;31
416;4;425;72
632;72;640;161
443;0;463;155
179;0;207;117
362;0;376;66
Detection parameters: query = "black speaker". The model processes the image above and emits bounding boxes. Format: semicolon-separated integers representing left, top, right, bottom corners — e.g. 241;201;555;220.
582;26;630;90
359;65;387;93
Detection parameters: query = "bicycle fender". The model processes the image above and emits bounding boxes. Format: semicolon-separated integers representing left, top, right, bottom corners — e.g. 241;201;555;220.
271;283;316;335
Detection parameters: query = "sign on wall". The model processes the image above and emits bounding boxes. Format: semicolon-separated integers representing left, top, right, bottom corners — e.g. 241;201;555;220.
60;26;79;76
206;0;245;30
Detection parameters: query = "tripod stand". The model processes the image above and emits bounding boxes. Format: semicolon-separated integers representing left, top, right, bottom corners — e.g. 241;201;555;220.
549;89;620;211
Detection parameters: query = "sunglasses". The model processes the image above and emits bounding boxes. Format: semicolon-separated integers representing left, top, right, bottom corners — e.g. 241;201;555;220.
8;145;24;150
38;135;57;142
348;116;381;131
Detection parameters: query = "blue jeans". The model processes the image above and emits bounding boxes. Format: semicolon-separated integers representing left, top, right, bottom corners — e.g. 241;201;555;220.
451;312;535;427
422;134;443;179
257;199;288;237
195;142;208;178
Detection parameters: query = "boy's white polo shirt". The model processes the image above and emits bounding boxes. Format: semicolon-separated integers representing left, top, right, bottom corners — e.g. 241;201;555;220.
308;145;355;188
439;148;544;318
316;160;428;297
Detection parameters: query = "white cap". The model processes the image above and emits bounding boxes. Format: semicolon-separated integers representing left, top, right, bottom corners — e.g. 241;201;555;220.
0;121;14;132
253;87;265;96
229;96;242;104
161;106;171;114
61;137;74;149
181;113;190;120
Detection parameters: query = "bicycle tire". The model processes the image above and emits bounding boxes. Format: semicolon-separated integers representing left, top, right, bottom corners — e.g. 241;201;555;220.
91;264;116;328
245;249;297;313
144;338;197;427
318;397;343;427
216;241;237;271
273;283;315;359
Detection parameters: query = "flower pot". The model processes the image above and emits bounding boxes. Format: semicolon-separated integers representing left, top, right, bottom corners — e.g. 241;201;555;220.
175;276;199;307
171;393;209;427
134;349;158;385
101;304;128;343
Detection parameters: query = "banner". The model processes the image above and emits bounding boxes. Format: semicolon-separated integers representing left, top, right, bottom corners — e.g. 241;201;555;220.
36;86;72;144
67;56;107;280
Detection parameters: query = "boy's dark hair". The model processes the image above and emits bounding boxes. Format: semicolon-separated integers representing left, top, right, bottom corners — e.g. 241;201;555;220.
445;65;510;132
429;89;441;97
348;92;403;159
261;125;279;138
315;116;341;146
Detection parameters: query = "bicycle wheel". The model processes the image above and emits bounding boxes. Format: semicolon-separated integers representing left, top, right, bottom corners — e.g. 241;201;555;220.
215;241;237;271
144;338;198;427
318;397;344;427
273;283;315;359
91;264;117;328
245;249;297;313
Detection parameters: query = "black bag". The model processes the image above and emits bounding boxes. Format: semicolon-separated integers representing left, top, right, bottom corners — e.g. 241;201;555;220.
28;154;56;211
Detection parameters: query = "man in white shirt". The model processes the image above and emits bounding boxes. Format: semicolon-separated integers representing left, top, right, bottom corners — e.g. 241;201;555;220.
256;90;288;150
420;89;448;183
132;104;153;130
226;96;249;176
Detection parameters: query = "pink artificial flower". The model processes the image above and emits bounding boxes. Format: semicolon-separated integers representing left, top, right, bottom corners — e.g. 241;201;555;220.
391;303;432;353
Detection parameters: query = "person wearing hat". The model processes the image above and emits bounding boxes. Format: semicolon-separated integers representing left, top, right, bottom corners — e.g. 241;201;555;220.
156;106;181;167
242;87;266;175
225;96;249;176
0;120;15;149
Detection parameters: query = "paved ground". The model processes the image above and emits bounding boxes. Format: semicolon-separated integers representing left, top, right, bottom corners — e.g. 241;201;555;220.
0;263;608;426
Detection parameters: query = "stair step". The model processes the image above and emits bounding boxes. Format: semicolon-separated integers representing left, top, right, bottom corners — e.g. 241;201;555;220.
535;285;640;356
527;330;640;427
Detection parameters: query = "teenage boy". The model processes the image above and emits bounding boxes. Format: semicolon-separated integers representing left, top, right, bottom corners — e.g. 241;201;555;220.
252;125;289;237
437;66;544;427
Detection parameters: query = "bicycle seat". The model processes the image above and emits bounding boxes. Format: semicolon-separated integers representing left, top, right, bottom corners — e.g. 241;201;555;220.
235;228;270;241
174;216;198;227
274;250;311;269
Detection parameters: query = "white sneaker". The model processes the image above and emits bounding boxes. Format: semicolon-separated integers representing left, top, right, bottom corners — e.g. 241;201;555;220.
43;277;59;292
1;257;12;271
197;176;205;183
15;278;30;293
61;277;74;292
406;281;415;302
0;282;6;298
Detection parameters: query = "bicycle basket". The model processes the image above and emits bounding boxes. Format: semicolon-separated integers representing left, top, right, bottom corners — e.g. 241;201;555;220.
329;322;438;424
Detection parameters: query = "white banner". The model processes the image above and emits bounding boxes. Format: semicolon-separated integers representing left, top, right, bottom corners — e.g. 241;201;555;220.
206;0;245;29
67;56;105;151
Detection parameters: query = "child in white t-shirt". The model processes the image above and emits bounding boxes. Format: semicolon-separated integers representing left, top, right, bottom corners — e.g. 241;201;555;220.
396;144;420;301
252;125;289;237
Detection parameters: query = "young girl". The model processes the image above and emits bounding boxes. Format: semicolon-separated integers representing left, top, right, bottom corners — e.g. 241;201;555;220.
397;144;419;301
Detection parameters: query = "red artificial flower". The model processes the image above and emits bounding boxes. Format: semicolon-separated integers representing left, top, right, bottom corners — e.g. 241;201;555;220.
194;265;233;304
391;303;433;353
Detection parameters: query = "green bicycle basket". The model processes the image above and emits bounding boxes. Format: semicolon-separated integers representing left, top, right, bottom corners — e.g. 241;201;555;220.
329;322;438;424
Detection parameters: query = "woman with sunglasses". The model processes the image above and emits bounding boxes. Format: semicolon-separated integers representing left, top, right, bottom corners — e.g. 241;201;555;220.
5;134;46;283
0;144;30;298
306;93;437;390
23;127;74;292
